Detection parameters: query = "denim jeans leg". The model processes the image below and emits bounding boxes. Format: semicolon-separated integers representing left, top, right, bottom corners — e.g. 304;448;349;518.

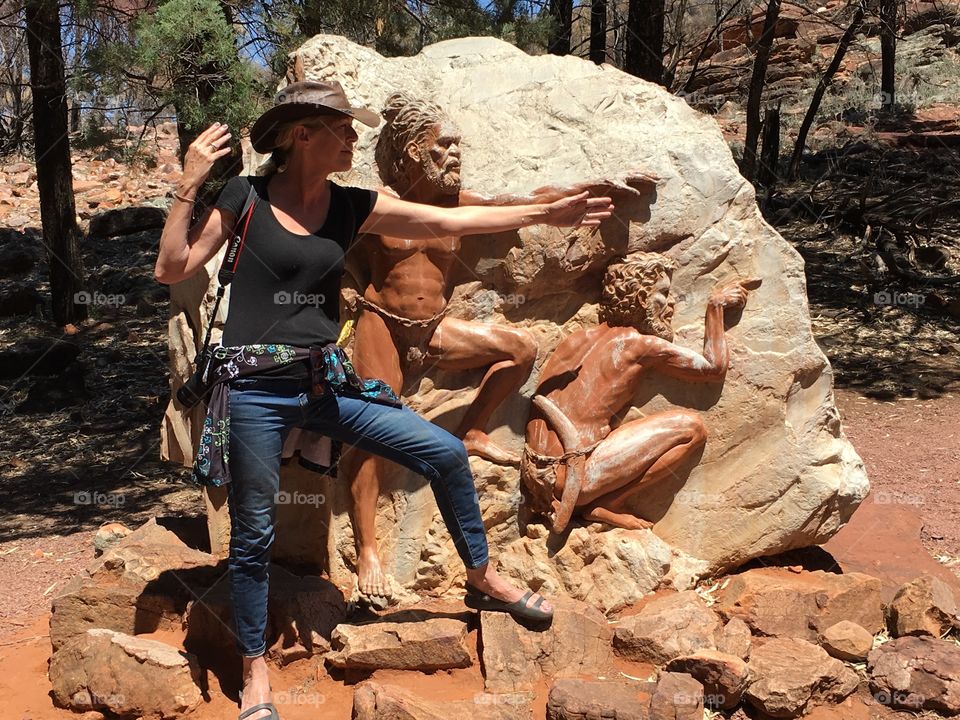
226;387;294;657
302;393;489;569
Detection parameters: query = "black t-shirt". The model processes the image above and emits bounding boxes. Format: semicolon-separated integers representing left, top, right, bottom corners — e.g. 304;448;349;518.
214;175;377;380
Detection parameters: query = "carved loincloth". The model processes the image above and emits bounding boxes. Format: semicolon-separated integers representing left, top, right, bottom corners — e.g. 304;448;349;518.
354;296;447;368
521;441;601;517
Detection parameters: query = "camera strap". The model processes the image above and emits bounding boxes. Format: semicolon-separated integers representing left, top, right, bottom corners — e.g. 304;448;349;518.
197;180;260;359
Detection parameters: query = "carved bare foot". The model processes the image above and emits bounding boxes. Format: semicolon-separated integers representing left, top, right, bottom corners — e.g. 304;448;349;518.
462;429;520;466
583;506;654;531
357;546;390;598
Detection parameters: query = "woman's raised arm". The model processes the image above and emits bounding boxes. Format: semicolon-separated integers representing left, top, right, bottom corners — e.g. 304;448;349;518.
155;123;235;285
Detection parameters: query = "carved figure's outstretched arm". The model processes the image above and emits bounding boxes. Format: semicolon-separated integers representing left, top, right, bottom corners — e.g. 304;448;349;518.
645;277;760;383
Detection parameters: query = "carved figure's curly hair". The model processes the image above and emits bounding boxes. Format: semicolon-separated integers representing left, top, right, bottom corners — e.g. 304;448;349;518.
375;92;449;187
599;253;678;334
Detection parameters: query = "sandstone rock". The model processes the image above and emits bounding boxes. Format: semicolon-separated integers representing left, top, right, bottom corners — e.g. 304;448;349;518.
50;518;220;650
93;522;132;557
88;206;167;237
166;35;868;591
666;650;748;709
547;678;654;720
480;598;613;692
744;637;860;717
819;620;874;661
887;575;960;638
328;617;471;670
184;563;347;668
49;629;202;719
717;617;752;659
715;569;884;641
649;672;703;720
613;591;720;665
868;635;960;715
354;682;531;720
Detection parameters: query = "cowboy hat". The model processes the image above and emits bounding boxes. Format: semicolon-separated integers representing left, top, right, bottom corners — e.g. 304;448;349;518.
250;80;380;152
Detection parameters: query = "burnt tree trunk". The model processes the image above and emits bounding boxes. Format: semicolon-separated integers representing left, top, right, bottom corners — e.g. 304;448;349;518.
626;0;665;84
879;0;897;109
757;104;781;189
590;0;607;64
548;0;573;55
25;0;86;325
740;0;781;182
789;0;866;179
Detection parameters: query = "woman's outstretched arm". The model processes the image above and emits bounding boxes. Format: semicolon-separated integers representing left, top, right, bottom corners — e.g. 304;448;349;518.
358;190;614;240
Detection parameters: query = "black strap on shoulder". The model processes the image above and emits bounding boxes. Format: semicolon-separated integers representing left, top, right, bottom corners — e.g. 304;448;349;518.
217;180;259;287
197;179;259;354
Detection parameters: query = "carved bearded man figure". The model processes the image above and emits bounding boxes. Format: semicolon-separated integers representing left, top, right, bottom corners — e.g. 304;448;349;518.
521;253;759;534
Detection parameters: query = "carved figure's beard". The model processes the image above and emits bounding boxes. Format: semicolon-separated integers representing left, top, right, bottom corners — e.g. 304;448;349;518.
421;156;461;195
646;313;674;342
601;305;674;341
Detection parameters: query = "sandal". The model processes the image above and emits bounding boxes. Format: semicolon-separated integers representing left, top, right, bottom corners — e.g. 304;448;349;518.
464;583;554;623
239;702;279;720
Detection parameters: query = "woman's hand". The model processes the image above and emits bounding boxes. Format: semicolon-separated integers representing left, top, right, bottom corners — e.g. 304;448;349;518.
180;123;233;191
541;190;614;228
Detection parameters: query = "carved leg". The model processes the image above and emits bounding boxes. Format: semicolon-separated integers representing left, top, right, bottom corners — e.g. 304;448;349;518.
573;409;707;528
430;316;537;466
345;309;403;598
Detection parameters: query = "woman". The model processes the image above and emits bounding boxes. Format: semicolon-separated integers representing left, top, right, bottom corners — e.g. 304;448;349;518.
156;81;613;720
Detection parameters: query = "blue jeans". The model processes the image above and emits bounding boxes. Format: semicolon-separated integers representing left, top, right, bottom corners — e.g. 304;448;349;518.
226;378;489;657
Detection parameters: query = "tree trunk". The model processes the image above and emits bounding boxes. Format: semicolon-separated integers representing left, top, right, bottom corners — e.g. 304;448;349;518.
25;0;86;326
788;0;866;179
548;0;573;55
757;104;780;189
879;0;897;109
590;0;607;64
740;0;781;182
626;0;665;84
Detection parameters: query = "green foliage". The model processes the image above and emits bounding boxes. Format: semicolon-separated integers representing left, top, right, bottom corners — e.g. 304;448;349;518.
84;0;268;135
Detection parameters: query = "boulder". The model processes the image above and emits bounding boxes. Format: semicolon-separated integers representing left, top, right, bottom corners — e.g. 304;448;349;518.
50;519;220;651
480;598;613;692
665;650;748;709
716;617;752;659
328;617;471;670
166;35;868;592
93;522;133;556
819;620;874;661
613;591;721;665
88;206;167;238
868;635;960;715
183;563;347;668
649;672;703;720
49;629;202;719
744;637;860;718
547;678;654;720
353;682;532;720
887;575;960;638
715;568;884;640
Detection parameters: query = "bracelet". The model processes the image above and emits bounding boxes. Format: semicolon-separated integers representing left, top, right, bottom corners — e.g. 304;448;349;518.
173;191;196;204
